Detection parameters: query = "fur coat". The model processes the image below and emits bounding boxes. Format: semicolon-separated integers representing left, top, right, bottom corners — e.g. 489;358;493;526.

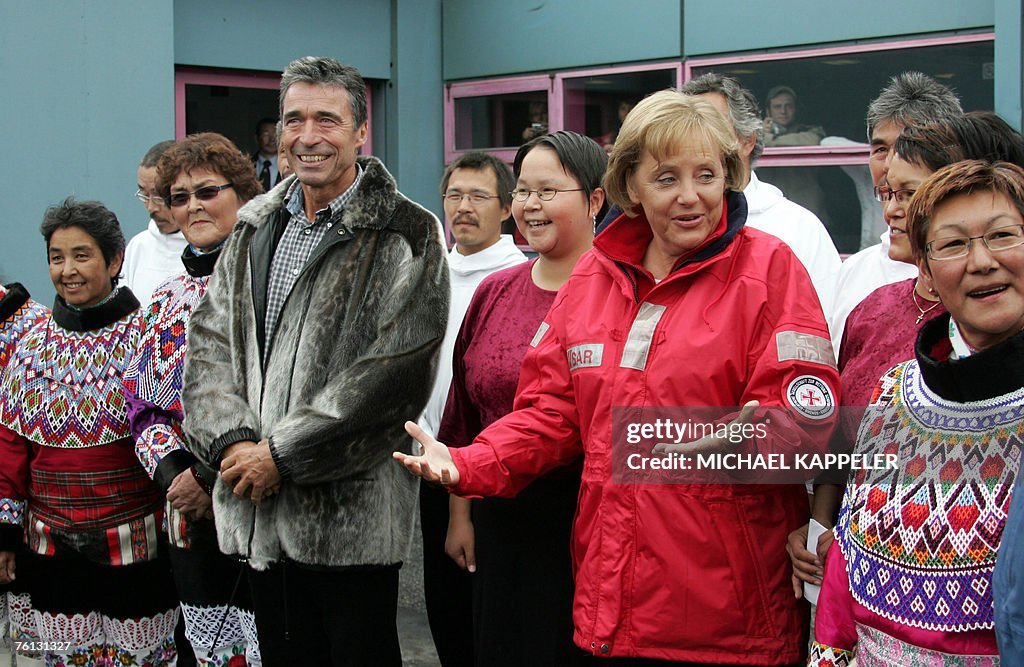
182;156;448;569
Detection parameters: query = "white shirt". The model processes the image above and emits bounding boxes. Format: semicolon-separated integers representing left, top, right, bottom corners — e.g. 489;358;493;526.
830;230;918;355
744;172;842;328
257;154;279;185
121;220;189;305
418;235;528;435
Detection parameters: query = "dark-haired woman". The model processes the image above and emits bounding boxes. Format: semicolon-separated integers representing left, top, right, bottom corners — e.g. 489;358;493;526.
442;131;605;665
0;199;178;665
124;133;262;666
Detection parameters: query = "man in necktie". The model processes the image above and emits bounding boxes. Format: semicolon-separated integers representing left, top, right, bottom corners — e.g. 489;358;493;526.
253;117;279;192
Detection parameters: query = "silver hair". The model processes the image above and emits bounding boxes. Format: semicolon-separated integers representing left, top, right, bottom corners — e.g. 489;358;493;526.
279;56;367;127
865;71;962;141
681;72;764;165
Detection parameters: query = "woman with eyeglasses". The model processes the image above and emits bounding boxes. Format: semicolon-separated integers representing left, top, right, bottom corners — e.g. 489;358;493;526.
0;198;179;665
398;91;840;664
123;132;262;666
788;114;1024;602
440;131;604;666
811;159;1024;665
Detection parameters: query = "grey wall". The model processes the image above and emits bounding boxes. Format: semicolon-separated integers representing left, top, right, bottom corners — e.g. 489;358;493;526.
995;0;1024;130
386;0;445;217
442;0;682;80
0;1;175;299
174;0;393;79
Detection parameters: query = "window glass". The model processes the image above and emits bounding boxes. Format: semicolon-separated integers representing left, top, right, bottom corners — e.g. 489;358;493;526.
561;69;678;152
756;163;884;254
690;39;993;145
453;91;548;150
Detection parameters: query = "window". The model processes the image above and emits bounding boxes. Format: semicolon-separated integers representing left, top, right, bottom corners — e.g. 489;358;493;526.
445;75;552;163
557;64;681;154
687;34;994;253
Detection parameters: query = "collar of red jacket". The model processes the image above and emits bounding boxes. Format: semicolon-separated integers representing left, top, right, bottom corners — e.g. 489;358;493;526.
594;190;748;280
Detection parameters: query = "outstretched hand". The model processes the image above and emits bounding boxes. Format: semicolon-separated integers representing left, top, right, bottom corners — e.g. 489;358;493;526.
652;400;760;456
393;421;461;486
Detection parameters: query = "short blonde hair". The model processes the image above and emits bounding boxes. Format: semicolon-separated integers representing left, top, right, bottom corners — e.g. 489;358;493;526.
603;90;743;217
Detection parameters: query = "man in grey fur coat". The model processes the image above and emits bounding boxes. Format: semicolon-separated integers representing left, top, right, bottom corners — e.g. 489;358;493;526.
181;56;448;665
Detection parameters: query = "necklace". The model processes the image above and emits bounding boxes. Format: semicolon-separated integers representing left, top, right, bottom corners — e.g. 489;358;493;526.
912;280;941;324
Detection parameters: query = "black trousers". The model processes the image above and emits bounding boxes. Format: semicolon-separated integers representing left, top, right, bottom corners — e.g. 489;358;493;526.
248;560;401;667
420;482;474;667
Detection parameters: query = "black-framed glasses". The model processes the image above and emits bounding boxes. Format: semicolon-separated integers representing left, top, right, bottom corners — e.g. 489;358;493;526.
874;185;916;205
135;189;166;207
927;224;1024;261
510;188;584;202
443;192;500;206
166;183;235;207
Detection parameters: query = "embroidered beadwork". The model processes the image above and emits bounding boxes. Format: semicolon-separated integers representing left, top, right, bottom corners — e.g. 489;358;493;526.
0;313;143;448
838;361;1024;633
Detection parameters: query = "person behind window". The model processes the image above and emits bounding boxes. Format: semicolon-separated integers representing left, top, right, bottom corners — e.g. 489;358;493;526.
598;98;637;154
812;159;1024;665
397;90;839;664
253;117;281;191
521;100;549;141
762;85;825;147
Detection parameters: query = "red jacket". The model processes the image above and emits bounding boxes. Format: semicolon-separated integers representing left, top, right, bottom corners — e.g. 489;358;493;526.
451;192;839;663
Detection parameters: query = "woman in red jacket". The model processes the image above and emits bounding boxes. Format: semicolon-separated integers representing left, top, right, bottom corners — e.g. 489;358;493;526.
397;90;839;664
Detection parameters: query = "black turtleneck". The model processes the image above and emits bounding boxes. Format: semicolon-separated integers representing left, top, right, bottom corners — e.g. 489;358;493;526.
0;282;32;322
915;312;1024;403
181;244;222;278
51;287;140;332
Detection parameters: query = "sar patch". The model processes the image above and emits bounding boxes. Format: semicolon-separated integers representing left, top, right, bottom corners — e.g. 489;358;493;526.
566;344;604;372
786;375;835;420
776;331;836;368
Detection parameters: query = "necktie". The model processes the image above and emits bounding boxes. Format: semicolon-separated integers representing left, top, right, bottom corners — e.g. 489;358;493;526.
260;159;271;192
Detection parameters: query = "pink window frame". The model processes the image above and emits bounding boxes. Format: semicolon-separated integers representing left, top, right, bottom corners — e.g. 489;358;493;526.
684;32;995;167
174;66;374;155
444;74;553;164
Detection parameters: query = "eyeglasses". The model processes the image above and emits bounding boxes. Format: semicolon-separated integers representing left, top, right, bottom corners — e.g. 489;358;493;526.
927;224;1024;261
135;190;166;207
510;188;584;202
874;185;916;205
166;183;235;207
443;192;500;206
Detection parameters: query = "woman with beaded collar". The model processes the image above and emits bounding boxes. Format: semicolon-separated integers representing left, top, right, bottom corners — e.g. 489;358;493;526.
123;132;263;666
811;159;1024;665
0;198;178;665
